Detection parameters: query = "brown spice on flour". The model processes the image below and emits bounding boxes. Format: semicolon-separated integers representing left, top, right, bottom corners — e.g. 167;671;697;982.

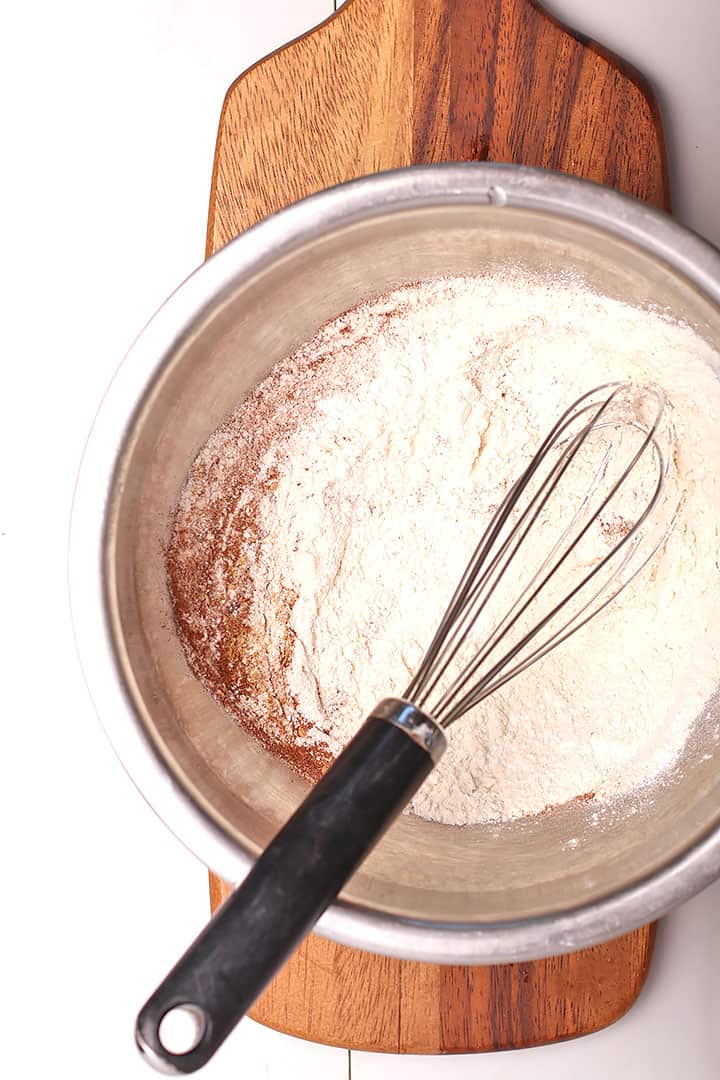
166;293;409;782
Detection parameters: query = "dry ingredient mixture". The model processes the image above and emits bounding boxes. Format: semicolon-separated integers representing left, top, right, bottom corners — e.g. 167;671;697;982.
168;272;720;825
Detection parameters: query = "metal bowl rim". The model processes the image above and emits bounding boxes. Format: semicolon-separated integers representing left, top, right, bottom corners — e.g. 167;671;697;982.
69;162;720;962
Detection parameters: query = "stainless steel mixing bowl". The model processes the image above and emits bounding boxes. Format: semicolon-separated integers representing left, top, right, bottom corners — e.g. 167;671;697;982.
70;163;720;963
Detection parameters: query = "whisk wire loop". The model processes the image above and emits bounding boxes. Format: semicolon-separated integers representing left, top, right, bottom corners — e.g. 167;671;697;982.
404;384;624;705
405;382;674;728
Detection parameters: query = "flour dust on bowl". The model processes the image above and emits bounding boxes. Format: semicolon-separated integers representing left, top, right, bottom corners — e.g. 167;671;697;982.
70;164;720;1027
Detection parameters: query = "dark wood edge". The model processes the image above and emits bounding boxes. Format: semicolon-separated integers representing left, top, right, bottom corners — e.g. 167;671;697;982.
525;0;670;211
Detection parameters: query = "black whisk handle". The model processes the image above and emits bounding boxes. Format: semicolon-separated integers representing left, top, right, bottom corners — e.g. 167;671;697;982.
135;698;445;1074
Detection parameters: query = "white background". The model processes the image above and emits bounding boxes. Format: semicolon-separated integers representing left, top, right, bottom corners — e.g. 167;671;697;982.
1;1;719;1077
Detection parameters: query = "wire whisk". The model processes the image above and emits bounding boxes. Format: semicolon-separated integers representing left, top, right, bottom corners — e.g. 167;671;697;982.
407;381;677;726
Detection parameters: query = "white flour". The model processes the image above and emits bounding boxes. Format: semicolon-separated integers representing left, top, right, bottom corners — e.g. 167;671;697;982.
166;271;720;826
239;274;720;825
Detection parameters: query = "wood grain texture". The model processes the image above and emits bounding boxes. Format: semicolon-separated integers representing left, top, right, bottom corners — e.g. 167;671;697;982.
205;0;667;1053
210;877;656;1051
206;0;668;253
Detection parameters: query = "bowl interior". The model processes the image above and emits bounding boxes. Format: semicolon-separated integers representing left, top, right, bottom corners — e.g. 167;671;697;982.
106;202;720;926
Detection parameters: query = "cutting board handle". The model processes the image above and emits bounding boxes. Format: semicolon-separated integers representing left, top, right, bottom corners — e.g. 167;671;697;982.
207;0;667;252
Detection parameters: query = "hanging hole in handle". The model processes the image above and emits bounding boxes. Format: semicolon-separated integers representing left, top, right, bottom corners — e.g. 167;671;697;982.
157;1004;208;1056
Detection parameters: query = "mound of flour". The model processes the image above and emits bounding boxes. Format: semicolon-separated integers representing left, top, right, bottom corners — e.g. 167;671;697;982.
167;271;720;824
238;274;720;825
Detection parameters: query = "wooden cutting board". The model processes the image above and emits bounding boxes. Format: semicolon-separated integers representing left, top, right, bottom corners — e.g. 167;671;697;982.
205;0;668;1053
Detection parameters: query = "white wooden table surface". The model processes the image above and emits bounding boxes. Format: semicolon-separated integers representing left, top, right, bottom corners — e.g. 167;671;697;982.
2;2;718;1077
